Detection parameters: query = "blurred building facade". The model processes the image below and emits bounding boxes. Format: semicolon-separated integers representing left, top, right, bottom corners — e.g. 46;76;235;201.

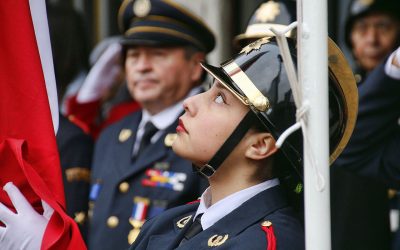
46;0;352;65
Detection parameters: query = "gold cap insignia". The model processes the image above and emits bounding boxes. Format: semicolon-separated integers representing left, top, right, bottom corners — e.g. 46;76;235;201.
133;0;151;17
164;133;178;147
176;215;192;229
208;234;229;247
261;220;272;227
255;1;281;23
240;37;270;54
119;129;132;142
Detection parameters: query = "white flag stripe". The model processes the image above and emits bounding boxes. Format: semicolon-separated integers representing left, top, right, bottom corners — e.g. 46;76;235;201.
29;0;59;134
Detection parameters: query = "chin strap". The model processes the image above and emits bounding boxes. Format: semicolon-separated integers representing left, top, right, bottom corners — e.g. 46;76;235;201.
195;111;259;178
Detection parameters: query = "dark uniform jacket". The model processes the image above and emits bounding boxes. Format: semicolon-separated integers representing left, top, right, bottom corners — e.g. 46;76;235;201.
88;111;207;250
56;114;93;241
332;59;400;250
130;185;304;250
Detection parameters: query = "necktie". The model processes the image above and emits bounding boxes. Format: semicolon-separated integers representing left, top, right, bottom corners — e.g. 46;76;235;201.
180;214;203;245
136;121;158;156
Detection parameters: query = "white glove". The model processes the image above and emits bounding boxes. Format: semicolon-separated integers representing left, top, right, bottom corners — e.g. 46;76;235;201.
385;47;400;79
0;182;54;250
76;42;123;103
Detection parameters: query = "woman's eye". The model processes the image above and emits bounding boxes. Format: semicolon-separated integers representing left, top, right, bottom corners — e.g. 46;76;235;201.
214;94;225;104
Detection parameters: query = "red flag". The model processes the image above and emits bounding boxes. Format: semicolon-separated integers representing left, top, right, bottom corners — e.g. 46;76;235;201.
0;1;86;249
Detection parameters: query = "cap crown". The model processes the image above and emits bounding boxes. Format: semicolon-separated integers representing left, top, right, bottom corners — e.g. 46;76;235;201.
233;0;296;49
118;0;215;52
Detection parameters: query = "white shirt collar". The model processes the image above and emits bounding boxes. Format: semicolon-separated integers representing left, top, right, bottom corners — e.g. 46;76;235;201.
194;178;280;230
133;86;202;155
139;86;202;131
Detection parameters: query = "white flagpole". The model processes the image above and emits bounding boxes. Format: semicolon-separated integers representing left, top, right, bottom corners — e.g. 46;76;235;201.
29;0;59;134
297;0;331;249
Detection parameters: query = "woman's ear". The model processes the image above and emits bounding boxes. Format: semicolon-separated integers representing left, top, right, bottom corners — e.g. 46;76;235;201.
244;133;278;160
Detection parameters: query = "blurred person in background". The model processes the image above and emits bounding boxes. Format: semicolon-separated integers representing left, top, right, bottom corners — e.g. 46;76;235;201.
47;2;94;241
87;0;215;249
345;0;400;83
339;0;400;249
66;37;141;138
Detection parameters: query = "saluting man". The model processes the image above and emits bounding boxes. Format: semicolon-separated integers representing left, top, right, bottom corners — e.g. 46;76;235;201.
88;0;215;249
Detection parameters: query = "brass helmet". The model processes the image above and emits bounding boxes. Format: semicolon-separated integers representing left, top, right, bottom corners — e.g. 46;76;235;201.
200;37;358;183
233;0;296;50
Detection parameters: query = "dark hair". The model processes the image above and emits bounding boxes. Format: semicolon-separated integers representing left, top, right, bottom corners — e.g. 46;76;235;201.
47;4;90;97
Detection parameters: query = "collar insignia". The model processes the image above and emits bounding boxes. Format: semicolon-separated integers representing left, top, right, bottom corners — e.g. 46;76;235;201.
177;215;192;229
208;234;229;247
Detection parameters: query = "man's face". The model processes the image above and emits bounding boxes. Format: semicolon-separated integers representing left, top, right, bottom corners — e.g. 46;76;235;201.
125;46;204;114
350;12;399;72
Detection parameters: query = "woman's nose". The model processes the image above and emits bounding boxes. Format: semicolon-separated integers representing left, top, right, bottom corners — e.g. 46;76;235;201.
183;94;201;116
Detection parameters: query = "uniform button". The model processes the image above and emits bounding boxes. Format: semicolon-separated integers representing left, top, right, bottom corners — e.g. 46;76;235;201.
119;182;130;193
107;216;119;228
261;220;272;227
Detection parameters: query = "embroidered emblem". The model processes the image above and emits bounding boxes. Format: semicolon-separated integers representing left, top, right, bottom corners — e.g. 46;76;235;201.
240;37;271;54
119;129;132;142
142;169;187;191
133;0;151;17
164;133;177;147
255;1;280;23
176;215;192;229
208;234;229;247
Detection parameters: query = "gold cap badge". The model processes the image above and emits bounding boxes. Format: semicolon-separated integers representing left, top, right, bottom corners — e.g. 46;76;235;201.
133;0;151;17
240;37;271;54
255;1;280;23
119;129;132;142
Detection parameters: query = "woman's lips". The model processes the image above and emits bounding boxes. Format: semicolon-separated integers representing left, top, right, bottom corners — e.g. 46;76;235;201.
176;118;188;133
